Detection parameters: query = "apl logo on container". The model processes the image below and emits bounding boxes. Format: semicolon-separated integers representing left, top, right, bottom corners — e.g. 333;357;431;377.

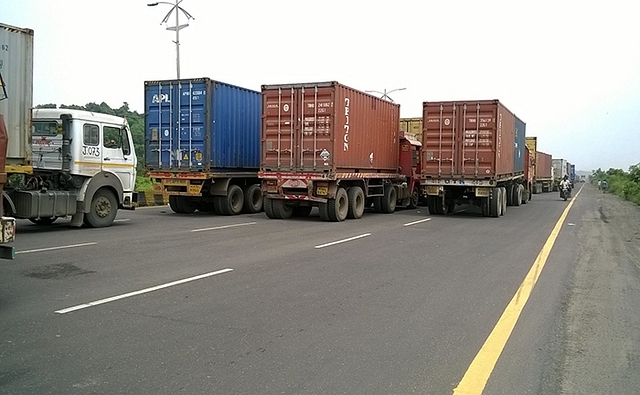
152;93;170;104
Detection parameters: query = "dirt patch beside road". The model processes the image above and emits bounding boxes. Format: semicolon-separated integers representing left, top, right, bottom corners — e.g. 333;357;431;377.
560;184;640;394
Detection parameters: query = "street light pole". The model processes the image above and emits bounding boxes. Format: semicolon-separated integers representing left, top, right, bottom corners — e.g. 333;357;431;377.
147;0;195;80
365;87;407;103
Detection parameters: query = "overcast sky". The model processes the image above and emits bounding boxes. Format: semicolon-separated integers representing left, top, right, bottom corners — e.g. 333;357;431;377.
3;0;639;172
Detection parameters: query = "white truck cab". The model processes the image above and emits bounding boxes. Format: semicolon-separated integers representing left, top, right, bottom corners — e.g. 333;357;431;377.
3;108;137;227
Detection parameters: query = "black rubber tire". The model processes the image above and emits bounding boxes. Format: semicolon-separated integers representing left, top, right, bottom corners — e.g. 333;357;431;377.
347;186;365;219
169;195;196;214
263;198;276;219
272;199;294;219
215;185;244;215
506;184;514;206
514;185;522;206
490;187;500;218
85;188;118;228
242;184;263;213
408;187;419;209
501;187;507;216
318;202;330;221
327;187;348;222
28;217;57;225
380;185;397;214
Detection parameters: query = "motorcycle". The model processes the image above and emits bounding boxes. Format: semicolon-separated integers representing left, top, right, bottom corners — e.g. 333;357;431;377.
560;184;571;201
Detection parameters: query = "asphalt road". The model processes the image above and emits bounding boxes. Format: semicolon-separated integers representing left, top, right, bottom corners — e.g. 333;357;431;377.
1;183;638;394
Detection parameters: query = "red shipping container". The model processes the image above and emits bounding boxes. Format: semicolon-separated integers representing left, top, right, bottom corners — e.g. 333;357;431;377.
536;151;553;179
421;100;518;180
261;81;400;175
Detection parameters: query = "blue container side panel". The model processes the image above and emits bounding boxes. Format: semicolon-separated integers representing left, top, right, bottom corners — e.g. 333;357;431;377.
210;82;261;169
144;78;261;172
514;116;526;173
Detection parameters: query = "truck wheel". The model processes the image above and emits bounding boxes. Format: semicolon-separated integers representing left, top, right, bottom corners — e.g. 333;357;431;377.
264;198;276;219
490;187;500;218
243;184;263;213
319;202;330;221
500;187;507;216
169;196;196;214
506;185;514;206
408;188;419;209
513;185;522;206
272;199;294;219
85;188;118;228
215;185;244;215
327;187;348;221
29;217;57;225
347;186;365;219
380;185;397;213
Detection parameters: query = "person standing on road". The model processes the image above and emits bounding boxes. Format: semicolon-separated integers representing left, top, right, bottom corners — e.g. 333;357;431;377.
598;180;602;190
602;179;608;193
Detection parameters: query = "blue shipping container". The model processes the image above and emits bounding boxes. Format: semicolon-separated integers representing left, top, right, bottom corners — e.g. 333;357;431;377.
514;116;526;173
144;78;261;171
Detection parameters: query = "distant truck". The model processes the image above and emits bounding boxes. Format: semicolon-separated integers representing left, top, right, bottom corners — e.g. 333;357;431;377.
535;151;553;193
0;22;137;258
420;99;529;217
552;158;569;191
144;78;263;215
569;163;576;186
259;81;421;221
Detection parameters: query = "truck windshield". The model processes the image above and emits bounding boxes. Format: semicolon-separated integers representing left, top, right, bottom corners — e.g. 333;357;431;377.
33;121;59;136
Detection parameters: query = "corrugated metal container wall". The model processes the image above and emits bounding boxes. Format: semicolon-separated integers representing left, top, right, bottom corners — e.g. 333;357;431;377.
261;81;399;173
400;117;423;138
525;136;537;177
514;116;526;173
552;158;568;179
536;151;553;178
0;23;33;167
421;100;516;180
145;78;261;172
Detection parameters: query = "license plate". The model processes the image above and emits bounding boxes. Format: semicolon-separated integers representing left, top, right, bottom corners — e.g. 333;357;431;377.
426;186;439;195
476;187;490;197
317;186;328;196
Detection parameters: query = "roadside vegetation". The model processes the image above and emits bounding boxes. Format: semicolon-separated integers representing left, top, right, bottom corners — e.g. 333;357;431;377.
35;102;153;191
591;164;640;205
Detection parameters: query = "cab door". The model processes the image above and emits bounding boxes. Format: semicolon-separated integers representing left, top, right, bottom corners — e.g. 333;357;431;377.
101;124;136;192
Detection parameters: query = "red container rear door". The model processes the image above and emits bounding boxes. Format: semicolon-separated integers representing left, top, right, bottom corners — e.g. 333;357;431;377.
262;85;335;172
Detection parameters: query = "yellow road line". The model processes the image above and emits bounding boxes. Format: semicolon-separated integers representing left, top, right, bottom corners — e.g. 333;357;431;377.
453;187;582;394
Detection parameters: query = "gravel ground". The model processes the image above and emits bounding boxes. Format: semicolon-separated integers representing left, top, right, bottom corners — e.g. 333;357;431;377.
560;184;640;394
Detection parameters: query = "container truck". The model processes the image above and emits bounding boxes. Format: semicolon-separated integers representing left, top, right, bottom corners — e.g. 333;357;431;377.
144;78;263;215
259;81;421;221
534;151;553;193
420;99;528;217
569;163;576;186
552;158;569;191
0;23;137;258
399;117;422;141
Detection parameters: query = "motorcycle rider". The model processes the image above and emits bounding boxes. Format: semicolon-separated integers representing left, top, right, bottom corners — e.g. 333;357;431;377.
560;175;572;198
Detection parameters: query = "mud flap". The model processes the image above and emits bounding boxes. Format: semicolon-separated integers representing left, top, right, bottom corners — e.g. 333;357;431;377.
70;212;84;228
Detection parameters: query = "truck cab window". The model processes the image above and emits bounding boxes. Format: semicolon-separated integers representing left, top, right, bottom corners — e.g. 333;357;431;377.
103;126;121;149
121;127;131;156
84;124;100;146
33;121;59;136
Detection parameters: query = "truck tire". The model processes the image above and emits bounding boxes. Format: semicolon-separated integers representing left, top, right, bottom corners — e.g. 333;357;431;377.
326;187;348;221
347;186;365;219
513;185;522;206
500;187;507;216
215;185;244;215
85;188;118;228
318;202;330;221
490;187;500;218
242;184;263;213
506;184;514;206
264;198;276;219
408;188;419;209
272;199;294;219
169;196;197;214
380;185;397;214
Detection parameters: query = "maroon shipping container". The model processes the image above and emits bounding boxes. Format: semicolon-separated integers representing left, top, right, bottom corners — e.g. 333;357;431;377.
261;81;400;174
536;151;553;179
421;100;518;181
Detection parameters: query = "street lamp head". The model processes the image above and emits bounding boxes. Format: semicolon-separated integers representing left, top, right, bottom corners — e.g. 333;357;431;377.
147;2;159;6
